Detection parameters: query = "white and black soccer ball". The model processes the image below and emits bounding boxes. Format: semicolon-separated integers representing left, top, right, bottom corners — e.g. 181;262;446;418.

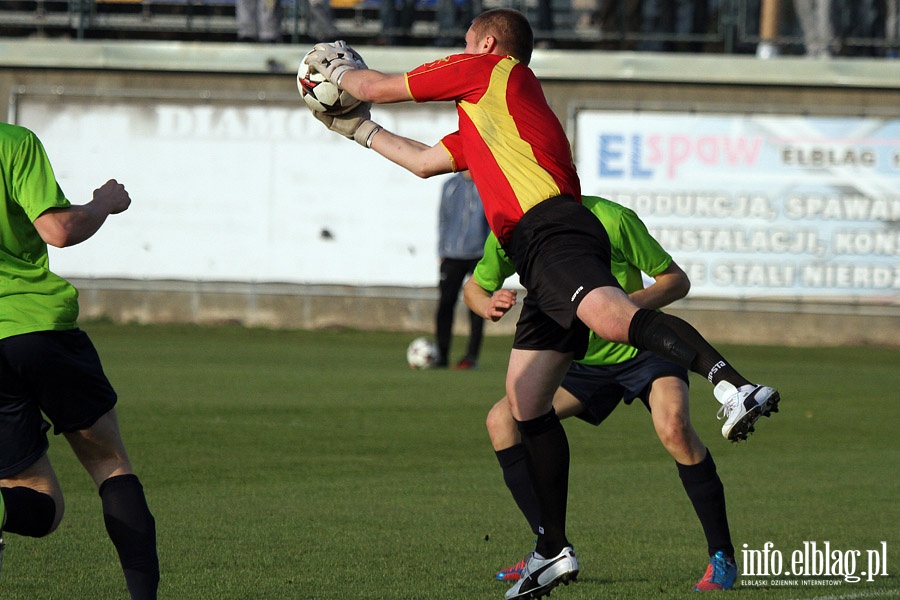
297;50;362;116
406;337;438;370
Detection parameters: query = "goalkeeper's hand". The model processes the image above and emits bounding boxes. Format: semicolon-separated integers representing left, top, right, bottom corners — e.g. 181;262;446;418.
312;103;382;148
304;40;367;86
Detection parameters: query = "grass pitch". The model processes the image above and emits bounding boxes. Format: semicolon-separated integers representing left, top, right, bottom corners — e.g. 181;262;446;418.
1;324;897;599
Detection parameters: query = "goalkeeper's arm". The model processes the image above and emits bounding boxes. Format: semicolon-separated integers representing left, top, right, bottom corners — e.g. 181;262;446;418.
368;129;454;178
315;107;453;177
338;69;412;105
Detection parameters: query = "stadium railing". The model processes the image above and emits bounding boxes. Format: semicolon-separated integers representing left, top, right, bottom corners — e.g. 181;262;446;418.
0;0;896;56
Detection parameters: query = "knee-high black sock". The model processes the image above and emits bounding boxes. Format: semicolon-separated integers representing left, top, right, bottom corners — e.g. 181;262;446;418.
99;474;159;600
628;309;750;387
677;450;734;558
517;410;570;557
495;444;541;536
0;487;56;537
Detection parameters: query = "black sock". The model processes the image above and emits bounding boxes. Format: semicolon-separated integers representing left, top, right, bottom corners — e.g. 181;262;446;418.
495;444;541;536
677;450;734;558
0;486;56;537
628;309;750;387
516;410;570;557
99;474;159;600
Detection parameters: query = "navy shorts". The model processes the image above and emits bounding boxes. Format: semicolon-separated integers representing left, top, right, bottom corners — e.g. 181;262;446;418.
507;196;622;358
561;351;689;426
0;329;117;478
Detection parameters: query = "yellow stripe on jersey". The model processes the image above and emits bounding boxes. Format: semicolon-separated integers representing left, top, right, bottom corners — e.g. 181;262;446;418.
458;60;561;213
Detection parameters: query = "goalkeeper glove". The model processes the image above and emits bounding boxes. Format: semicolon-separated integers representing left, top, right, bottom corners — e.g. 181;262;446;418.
304;40;366;86
312;103;382;148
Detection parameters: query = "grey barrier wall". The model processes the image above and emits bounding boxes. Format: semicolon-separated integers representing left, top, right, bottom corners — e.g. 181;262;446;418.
1;40;898;347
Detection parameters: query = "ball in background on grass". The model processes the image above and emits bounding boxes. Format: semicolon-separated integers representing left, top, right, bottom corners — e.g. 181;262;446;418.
297;50;362;116
406;337;438;370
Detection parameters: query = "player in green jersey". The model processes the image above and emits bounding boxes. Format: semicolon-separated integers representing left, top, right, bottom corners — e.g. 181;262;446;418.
0;123;158;599
465;196;742;591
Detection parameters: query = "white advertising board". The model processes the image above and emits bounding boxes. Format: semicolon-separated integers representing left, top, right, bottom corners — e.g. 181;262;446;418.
17;93;458;286
575;110;900;302
17;92;900;303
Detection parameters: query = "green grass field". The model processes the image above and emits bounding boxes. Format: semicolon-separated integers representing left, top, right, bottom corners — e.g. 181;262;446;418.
1;324;898;599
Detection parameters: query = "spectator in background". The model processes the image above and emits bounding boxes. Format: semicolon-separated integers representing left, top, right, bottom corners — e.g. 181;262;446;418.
534;0;554;46
434;171;490;370
756;0;782;58
639;0;710;52
888;0;900;58
793;0;833;57
237;0;282;42
591;0;644;50
833;0;883;56
305;0;339;40
436;0;477;47
379;0;416;45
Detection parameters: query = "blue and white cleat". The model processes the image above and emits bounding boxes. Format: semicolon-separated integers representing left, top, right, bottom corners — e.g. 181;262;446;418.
693;550;737;591
505;546;578;599
715;382;780;442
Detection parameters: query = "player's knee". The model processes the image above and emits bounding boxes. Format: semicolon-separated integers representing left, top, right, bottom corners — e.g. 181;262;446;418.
485;401;505;437
655;412;691;449
2;486;62;537
485;398;517;446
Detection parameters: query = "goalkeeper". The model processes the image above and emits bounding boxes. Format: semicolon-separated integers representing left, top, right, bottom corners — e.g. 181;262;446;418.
303;10;780;599
466;195;738;591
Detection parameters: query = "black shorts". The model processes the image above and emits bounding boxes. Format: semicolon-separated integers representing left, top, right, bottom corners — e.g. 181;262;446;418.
508;196;622;358
561;351;689;426
0;329;117;478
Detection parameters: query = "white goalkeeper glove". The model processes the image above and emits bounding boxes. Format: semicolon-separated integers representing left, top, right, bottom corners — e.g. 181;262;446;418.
304;40;367;86
312;103;382;148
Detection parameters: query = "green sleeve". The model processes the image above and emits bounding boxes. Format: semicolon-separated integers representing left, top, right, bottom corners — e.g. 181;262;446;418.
12;130;70;220
0;125;78;339
471;232;516;293
615;206;673;279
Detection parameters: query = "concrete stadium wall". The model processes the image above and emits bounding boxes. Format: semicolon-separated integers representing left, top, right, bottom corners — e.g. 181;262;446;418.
70;278;899;348
1;40;898;347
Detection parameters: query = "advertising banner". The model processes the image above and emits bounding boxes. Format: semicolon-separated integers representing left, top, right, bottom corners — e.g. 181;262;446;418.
575;110;900;302
17;92;457;286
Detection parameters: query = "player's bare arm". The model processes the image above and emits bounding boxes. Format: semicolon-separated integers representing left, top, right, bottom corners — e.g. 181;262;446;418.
627;261;690;310
33;179;131;248
338;69;411;105
369;130;453;178
464;276;517;322
487;289;517;321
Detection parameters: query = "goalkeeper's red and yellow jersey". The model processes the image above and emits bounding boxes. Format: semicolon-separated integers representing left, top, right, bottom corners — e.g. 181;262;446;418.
405;53;580;245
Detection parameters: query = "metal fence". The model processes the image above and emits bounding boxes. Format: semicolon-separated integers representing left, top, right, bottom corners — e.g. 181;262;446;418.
0;0;896;56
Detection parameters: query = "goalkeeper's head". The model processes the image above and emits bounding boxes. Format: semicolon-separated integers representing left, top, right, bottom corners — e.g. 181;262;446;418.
470;8;534;66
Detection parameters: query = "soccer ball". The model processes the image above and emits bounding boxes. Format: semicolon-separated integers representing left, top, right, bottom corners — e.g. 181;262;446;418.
406;337;438;370
297;50;362;116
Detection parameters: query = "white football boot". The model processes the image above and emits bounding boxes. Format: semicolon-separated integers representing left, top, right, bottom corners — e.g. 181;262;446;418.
505;546;578;600
715;381;780;442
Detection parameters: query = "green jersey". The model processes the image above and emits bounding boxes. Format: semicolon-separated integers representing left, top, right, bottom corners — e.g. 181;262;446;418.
473;196;673;366
0;123;78;339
